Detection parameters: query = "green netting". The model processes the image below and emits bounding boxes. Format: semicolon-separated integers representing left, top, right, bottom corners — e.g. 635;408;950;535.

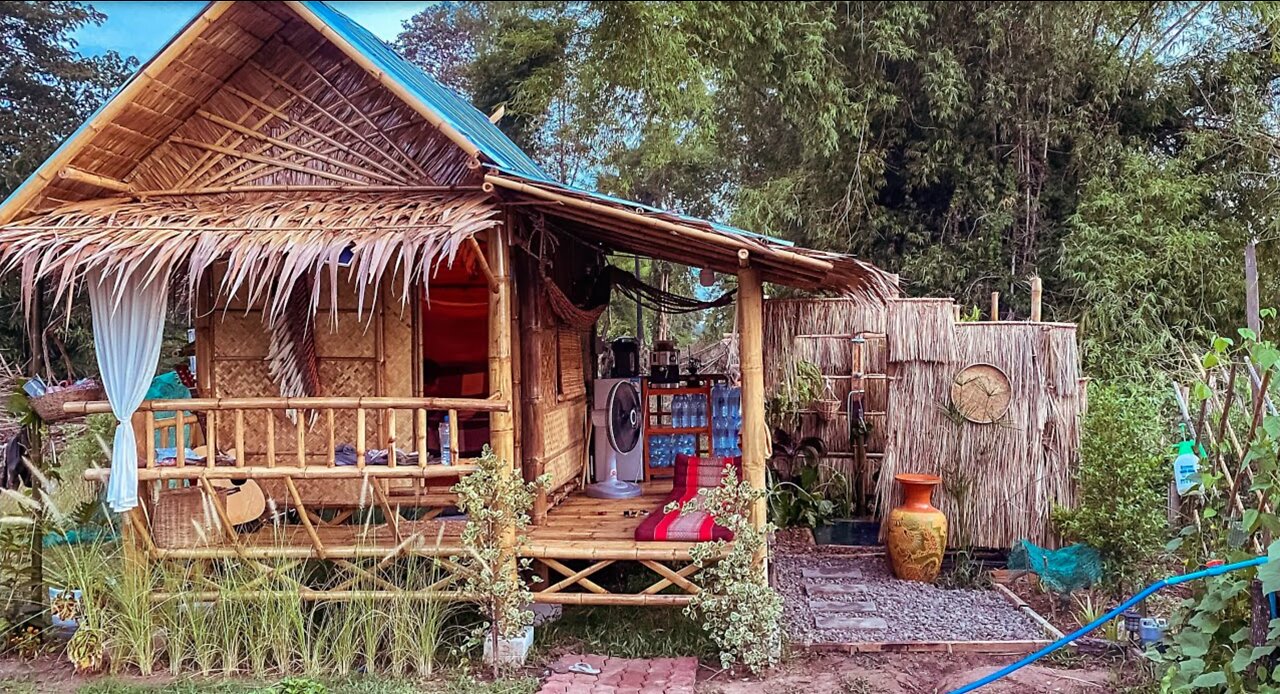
1007;540;1102;594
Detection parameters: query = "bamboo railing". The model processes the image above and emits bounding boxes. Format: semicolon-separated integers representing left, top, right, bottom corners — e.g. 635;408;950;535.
68;396;507;481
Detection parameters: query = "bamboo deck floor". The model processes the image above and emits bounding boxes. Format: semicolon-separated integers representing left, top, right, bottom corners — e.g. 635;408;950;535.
156;480;695;562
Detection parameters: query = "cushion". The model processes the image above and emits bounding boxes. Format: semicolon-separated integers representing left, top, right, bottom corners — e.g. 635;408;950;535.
634;454;742;542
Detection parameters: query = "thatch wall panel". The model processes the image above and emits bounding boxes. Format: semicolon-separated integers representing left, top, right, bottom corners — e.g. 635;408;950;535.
879;322;1082;549
886;299;956;363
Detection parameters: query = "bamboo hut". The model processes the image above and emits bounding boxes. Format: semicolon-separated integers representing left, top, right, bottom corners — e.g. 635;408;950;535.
0;1;895;606
762;293;1084;550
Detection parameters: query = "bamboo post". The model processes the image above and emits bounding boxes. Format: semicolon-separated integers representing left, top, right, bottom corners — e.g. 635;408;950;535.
175;410;186;467
206;410;217;468
145;412;157;468
327;409;336;467
516;253;548;521
487;225;518;576
234;410;245;467
1030;277;1043;322
295;412;306;467
386;408;397;467
265;412;276;467
416;409;427;468
990;292;1000;322
356;408;366;469
736;252;768;579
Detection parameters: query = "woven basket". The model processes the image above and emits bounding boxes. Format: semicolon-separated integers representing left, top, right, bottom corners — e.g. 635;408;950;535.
152;486;223;549
29;385;105;423
814;398;841;422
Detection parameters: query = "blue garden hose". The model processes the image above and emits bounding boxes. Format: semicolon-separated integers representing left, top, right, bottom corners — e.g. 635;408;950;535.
948;556;1271;694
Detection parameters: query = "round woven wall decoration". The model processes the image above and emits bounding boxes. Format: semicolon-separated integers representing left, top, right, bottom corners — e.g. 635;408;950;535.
950;363;1012;424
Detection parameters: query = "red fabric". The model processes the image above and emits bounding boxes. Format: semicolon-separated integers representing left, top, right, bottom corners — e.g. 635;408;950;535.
634;455;741;542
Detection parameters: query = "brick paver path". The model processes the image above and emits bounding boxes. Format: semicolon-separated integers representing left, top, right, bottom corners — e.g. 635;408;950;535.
538;654;698;694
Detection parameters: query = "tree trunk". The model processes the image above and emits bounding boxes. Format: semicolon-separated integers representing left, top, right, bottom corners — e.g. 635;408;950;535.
652;261;671;344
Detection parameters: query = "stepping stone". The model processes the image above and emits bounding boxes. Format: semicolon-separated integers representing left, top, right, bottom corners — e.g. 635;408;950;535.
801;565;864;580
814;614;889;631
805;580;868;598
807;598;877;614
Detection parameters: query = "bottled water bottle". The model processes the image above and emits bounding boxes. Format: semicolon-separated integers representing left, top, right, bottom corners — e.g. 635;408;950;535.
650;434;667;468
439;415;451;466
672;395;686;429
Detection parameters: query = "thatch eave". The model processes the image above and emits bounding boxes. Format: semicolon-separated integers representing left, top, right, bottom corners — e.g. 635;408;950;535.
0;191;501;322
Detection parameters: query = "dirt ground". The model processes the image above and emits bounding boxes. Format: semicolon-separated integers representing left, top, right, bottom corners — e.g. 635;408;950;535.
0;649;1147;693
698;652;1138;693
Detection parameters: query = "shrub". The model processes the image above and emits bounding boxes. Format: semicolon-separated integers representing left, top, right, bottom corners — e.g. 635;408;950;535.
1053;380;1170;592
676;466;782;673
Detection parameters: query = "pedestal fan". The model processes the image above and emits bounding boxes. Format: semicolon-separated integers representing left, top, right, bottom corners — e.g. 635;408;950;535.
586;380;643;499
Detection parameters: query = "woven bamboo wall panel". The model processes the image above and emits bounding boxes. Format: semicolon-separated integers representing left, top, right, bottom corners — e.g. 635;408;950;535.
556;329;586;399
212;313;271;358
212;359;275;398
315;317;378;359
211;309;377;359
537;330;558;394
382;298;414;397
541;400;587;491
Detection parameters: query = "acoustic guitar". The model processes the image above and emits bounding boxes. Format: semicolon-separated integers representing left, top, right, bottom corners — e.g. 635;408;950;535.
209;477;267;526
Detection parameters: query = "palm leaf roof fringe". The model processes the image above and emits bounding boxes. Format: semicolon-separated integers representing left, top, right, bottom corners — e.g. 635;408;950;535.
0;192;500;325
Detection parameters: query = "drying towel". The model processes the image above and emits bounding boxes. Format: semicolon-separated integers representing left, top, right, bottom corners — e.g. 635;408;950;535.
634;454;741;542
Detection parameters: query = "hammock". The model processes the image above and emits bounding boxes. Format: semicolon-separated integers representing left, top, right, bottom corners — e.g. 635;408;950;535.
541;265;735;331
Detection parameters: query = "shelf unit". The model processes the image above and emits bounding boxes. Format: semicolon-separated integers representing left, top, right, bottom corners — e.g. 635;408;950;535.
640;377;727;480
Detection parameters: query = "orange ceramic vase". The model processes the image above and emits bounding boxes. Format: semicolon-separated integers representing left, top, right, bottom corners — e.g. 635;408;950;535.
886;473;948;582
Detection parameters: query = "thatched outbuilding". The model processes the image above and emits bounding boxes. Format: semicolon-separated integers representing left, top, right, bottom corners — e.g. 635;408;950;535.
763;295;1084;550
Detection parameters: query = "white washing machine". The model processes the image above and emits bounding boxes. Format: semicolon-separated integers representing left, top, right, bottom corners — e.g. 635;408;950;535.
591;377;644;483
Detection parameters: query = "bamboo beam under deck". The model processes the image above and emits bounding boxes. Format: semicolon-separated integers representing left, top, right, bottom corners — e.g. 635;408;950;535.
532;593;693;607
0;1;236;225
82;465;477;482
483;174;833;275
64;396;510;415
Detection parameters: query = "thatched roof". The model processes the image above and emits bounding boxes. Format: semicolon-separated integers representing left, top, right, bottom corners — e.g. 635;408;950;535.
0;192;499;320
0;0;898;305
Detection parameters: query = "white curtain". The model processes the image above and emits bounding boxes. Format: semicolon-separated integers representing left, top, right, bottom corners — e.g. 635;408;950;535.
88;270;168;513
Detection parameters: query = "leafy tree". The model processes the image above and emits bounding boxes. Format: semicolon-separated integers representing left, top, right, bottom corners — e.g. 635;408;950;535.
0;2;136;376
0;1;135;194
397;2;1280;375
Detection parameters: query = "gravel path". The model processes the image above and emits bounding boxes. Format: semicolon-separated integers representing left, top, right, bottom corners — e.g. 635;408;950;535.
773;550;1047;645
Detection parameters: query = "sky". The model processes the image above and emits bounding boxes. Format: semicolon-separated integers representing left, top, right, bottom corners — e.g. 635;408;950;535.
76;2;431;59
